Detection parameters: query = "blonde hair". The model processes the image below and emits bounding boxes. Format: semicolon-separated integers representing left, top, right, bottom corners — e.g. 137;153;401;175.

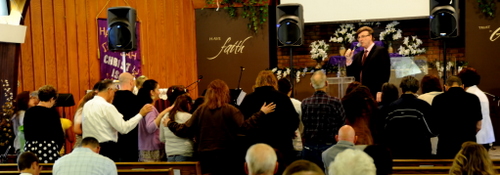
135;75;148;89
253;70;278;90
449;141;497;175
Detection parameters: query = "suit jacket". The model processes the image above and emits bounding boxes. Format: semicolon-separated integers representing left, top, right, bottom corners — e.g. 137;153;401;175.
346;44;391;95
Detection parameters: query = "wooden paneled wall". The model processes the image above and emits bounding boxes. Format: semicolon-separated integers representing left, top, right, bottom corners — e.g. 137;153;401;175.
17;0;198;119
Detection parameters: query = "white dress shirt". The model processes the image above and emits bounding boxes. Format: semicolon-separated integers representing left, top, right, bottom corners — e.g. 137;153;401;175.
53;147;117;175
418;91;443;105
467;85;495;144
82;96;142;143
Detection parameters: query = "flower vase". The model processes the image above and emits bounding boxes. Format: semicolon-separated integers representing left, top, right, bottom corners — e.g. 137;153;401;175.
387;42;394;53
339;45;346;56
315;60;322;69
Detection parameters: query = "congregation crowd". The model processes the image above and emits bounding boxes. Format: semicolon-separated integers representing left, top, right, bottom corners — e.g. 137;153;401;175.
10;64;498;175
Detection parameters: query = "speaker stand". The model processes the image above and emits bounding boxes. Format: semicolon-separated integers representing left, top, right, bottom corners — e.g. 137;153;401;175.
122;51;126;73
442;40;447;82
289;47;295;98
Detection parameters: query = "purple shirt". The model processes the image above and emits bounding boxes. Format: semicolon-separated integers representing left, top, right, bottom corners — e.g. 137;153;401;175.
138;107;161;150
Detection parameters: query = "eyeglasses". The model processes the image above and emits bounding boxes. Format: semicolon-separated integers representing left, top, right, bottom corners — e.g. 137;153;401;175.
357;34;371;40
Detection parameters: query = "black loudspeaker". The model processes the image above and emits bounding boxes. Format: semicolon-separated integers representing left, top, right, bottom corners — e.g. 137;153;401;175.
430;0;459;39
276;4;304;47
107;7;137;51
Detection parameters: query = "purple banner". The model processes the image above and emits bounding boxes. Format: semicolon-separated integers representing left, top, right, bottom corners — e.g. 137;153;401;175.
97;18;142;80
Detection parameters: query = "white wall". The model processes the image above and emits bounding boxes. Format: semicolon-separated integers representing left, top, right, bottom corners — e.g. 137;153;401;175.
280;0;430;23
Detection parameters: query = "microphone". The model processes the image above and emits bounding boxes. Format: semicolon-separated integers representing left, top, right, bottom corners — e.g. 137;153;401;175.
197;75;203;82
240;66;245;71
187;75;203;88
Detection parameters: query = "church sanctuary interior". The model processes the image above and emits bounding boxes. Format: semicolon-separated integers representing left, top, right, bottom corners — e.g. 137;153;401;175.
1;0;500;174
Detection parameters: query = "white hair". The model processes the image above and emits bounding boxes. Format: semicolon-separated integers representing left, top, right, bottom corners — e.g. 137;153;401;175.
310;71;327;89
329;149;376;175
245;143;277;175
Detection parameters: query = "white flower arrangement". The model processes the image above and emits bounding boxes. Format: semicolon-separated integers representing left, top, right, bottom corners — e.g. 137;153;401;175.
309;40;329;62
329;24;356;46
379;21;403;42
398;35;426;57
271;67;303;83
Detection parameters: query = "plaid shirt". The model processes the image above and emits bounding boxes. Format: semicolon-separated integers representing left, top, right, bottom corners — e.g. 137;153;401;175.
301;91;345;144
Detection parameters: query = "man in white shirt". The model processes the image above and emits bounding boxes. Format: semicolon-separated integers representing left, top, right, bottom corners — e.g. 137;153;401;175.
53;137;117;175
17;152;41;175
458;67;495;150
83;79;153;161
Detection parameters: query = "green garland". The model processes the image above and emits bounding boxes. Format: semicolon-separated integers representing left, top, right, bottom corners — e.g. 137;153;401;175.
205;0;268;33
478;0;496;18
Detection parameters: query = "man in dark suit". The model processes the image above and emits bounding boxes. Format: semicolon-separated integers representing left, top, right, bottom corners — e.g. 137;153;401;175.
345;26;391;97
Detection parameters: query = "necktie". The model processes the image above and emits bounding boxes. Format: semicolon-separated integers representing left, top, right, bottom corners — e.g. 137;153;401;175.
360;50;368;83
362;50;368;66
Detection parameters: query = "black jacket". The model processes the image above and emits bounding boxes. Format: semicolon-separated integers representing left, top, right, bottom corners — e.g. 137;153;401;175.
238;86;299;151
347;44;391;95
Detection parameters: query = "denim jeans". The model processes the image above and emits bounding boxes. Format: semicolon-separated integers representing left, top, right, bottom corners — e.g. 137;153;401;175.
301;142;333;171
167;155;192;162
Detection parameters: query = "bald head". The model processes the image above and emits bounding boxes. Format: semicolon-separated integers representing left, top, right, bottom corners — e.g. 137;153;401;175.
310;71;327;90
245;143;278;175
337;125;357;143
118;73;134;91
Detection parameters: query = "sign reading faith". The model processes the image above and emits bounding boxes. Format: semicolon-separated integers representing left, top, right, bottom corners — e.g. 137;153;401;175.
97;19;142;80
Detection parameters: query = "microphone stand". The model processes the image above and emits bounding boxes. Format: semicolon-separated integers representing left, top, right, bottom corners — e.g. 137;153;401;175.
237;66;245;90
186;79;201;88
484;92;500;106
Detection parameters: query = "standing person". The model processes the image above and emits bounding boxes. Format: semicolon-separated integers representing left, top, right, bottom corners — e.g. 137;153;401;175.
112;73;144;162
418;74;443;105
341;85;376;145
345;26;391;97
136;79;169;162
23;85;64;163
17;152;41;175
301;71;345;169
278;78;303;155
432;76;483;158
239;70;300;172
382;76;434;158
83;79;153;161
458;68;495;150
160;94;194;162
73;91;97;148
166;79;276;175
53;137;117;175
12;91;39;155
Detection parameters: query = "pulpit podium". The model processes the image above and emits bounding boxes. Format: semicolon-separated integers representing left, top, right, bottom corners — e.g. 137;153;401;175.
326;76;355;99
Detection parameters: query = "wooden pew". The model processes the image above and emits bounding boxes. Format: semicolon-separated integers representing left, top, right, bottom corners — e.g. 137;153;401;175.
0;162;200;175
393;159;500;166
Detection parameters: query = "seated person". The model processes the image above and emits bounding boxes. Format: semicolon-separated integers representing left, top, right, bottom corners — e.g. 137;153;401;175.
245;143;278;175
329;149;376;175
17;152;41;175
449;141;497;175
322;125;357;173
283;160;324;175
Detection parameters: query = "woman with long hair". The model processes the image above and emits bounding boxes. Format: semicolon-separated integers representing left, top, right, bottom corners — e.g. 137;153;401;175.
12;91;39;154
136;79;169;162
159;94;194;161
23;85;64;163
72;91;97;148
341;85;377;145
449;141;497;175
166;79;275;174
